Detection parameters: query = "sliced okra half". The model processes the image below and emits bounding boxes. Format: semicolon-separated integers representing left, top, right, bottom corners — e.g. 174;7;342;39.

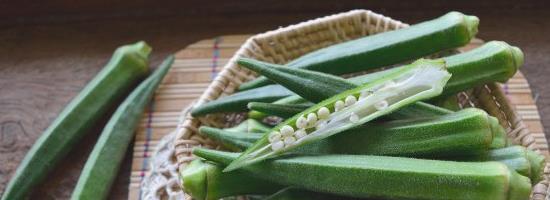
224;59;452;171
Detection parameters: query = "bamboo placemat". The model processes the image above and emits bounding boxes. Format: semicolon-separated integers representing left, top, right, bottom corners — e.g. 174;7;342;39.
128;35;549;199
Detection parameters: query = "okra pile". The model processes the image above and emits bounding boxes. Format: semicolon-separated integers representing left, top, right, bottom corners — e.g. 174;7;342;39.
186;11;544;200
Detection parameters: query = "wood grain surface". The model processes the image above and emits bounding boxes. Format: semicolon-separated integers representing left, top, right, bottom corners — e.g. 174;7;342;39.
1;3;550;199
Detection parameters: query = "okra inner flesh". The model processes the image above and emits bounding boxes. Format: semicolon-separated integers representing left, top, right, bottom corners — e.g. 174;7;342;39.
229;60;451;170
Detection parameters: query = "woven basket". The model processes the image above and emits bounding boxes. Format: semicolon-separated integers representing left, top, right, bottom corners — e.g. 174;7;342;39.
173;10;549;199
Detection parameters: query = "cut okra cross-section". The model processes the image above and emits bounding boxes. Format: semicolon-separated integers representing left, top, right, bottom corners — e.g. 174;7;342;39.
224;59;452;171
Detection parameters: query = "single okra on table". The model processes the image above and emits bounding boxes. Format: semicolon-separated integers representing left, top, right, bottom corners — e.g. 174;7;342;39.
224;59;451;171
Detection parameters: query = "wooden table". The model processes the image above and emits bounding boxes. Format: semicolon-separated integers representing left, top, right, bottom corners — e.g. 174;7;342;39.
1;2;549;199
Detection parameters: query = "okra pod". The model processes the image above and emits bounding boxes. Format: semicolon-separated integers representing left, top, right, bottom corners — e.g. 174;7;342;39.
181;159;282;200
2;42;150;200
224;118;272;133
195;148;532;200
71;56;173;200
239;11;478;90
247;102;312;119
191;84;292;116
225;59;451;171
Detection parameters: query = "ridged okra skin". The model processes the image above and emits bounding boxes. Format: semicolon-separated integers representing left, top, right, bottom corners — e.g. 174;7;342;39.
191;84;292;116
1;42;151;200
224;118;271;133
194;149;532;200
225;59;451;171
248;95;311;120
238;11;478;91
181;159;282;200
247;102;312;119
264;187;360;200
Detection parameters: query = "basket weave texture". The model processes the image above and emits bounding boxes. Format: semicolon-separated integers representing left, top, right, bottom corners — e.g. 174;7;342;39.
173;10;549;199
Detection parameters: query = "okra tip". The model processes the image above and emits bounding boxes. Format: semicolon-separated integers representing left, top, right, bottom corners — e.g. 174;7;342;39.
120;41;152;61
446;11;479;39
464;15;479;39
510;46;524;71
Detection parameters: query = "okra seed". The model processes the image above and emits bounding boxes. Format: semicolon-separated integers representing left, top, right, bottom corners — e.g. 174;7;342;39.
334;100;345;111
349;112;359;123
345;95;357;106
281;125;294;137
374;100;389;110
306;113;318;127
296;115;307;129
360;91;372;99
268;131;282;142
283;136;296;145
295;129;307;139
271;140;285;151
316;120;328;130
317;107;330;119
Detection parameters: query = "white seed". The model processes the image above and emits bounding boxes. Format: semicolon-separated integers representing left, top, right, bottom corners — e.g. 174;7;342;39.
268;131;282;142
296;115;307;129
317;107;330;119
306;113;318;127
271;140;285;151
374;100;389;111
345;95;357;106
281;125;295;137
349;112;359;123
334;100;345;111
283;136;296;146
295;129;307;139
359;91;372;100
316;120;328;130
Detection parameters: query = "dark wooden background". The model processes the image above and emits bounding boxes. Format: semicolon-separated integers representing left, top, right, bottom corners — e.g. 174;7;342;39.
1;1;549;199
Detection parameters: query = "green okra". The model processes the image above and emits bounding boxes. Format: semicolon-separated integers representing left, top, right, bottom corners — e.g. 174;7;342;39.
264;187;359;200
225;59;451;171
526;148;546;184
488;116;508;149
183;149;536;200
71;56;173;200
238;11;478;90
181;159;282;200
1;42;151;200
247;102;312;119
194;148;532;200
224;118;271;133
200;127;262;151
457;146;545;184
248;95;310;120
192;41;523;117
191;84;292;116
201;108;497;158
238;57;356;103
